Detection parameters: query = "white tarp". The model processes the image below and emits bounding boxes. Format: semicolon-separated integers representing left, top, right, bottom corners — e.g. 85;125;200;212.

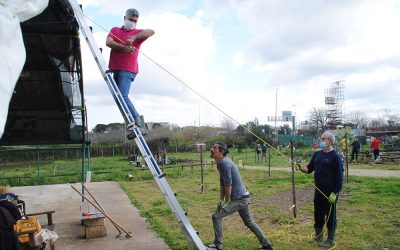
0;0;49;137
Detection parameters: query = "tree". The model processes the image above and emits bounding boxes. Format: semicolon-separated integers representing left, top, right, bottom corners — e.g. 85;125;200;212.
93;124;107;133
346;111;369;128
384;109;400;125
253;117;259;126
221;116;239;146
107;123;125;131
221;116;236;132
258;124;273;135
278;124;292;135
236;125;245;136
245;121;257;131
308;107;328;132
368;118;386;128
92;123;125;133
251;125;273;145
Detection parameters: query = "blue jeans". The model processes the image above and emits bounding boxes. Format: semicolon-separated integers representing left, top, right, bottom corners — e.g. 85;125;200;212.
112;70;139;118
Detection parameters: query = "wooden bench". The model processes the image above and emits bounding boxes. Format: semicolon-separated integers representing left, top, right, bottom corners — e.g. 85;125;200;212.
26;210;55;226
356;152;372;163
381;152;400;163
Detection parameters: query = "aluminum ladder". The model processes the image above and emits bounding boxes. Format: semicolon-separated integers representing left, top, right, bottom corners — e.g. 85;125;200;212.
69;1;206;249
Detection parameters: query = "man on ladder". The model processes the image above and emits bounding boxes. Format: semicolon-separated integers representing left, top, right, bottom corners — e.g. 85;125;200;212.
106;8;154;137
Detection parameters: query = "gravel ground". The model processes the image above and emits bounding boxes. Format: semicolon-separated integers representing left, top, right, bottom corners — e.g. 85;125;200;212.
246;166;400;178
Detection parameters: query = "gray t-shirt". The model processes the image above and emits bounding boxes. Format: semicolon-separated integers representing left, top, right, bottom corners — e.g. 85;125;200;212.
217;157;247;200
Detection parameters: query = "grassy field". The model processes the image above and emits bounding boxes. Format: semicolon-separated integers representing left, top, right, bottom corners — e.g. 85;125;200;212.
120;164;400;250
0;155;133;186
1;146;399;187
1;152;399;249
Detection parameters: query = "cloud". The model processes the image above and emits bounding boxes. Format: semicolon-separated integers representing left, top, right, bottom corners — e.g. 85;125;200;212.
79;7;223;127
77;0;400;128
233;52;245;68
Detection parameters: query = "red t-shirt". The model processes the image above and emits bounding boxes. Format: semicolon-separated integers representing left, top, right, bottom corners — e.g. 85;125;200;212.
107;27;144;74
370;139;383;150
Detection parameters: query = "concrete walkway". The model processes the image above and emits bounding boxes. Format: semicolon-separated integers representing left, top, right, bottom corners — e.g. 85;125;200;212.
12;181;170;250
245;166;400;178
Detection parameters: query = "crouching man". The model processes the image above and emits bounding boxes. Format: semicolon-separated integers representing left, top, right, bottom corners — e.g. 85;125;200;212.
207;142;273;250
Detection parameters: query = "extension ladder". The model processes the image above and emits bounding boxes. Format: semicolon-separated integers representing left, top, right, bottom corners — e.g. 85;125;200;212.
69;1;206;249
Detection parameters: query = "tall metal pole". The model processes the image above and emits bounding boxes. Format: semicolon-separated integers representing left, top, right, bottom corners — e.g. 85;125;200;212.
82;139;86;201
292;115;296;136
268;147;271;177
36;146;40;183
198;104;201;127
345;133;349;183
88;142;91;172
274;89;278;141
290;140;297;218
200;145;204;192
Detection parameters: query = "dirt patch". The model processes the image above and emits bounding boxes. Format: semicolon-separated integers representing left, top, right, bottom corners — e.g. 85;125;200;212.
264;188;352;211
265;188;314;212
251;188;316;225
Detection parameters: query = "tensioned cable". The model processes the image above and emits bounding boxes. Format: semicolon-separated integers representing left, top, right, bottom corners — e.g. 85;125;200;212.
73;6;332;201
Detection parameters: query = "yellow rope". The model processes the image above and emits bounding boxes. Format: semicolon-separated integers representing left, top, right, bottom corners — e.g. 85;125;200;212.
72;4;332;203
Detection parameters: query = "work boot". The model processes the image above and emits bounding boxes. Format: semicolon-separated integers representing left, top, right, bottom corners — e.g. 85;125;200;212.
134;115;147;135
308;227;323;243
258;244;273;250
127;129;136;140
319;229;336;248
206;243;222;250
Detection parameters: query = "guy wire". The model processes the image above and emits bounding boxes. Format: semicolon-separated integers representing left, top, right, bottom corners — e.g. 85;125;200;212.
72;5;329;200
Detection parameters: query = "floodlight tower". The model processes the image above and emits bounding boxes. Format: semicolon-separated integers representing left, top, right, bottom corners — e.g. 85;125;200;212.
325;81;345;129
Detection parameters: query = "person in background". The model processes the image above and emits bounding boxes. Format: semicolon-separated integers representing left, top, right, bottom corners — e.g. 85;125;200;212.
256;143;262;163
340;137;350;158
207;142;273;250
106;8;154;136
312;142;318;149
136;155;142;167
261;143;267;162
370;137;384;160
298;132;343;249
351;138;361;162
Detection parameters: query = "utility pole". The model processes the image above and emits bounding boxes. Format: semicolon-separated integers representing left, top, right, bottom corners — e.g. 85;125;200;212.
197;143;206;193
291;105;297;218
292;116;296;136
274;89;278;141
268;146;271;177
290;140;297;218
345;131;349;183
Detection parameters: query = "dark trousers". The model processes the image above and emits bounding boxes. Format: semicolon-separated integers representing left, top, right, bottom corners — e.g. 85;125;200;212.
351;150;359;161
314;190;337;230
373;149;380;160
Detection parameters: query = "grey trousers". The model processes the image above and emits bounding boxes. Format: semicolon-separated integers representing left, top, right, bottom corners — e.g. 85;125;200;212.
211;197;271;248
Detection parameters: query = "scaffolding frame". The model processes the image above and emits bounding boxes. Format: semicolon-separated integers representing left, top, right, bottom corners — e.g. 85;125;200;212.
325;81;345;129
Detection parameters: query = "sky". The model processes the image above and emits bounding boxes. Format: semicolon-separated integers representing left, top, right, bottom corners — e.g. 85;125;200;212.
76;0;400;130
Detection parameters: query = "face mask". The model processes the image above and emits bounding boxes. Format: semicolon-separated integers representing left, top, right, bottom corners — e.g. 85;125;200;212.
319;141;328;149
124;19;136;30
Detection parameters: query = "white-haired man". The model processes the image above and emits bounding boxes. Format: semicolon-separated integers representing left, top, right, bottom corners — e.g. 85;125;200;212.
298;132;343;248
